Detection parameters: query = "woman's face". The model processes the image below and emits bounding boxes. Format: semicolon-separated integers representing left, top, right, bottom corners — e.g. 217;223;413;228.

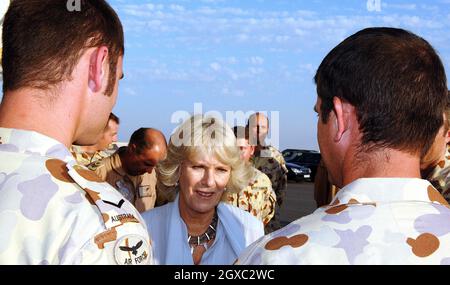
178;151;231;215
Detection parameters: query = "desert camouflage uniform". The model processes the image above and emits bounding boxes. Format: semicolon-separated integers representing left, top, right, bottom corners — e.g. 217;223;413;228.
70;145;110;167
252;146;288;232
103;143;120;157
237;178;450;265
89;147;158;212
426;146;450;203
223;168;276;226
0;128;152;265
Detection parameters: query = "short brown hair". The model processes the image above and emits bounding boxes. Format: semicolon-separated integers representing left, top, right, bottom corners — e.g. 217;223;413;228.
2;0;124;95
315;27;448;156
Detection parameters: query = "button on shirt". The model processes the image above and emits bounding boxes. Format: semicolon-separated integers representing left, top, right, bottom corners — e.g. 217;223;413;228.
237;178;450;265
0;128;152;265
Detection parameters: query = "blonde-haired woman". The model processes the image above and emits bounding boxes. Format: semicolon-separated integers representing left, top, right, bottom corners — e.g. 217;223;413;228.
142;115;264;265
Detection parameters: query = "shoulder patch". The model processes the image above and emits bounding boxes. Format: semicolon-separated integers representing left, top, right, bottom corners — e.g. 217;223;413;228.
114;235;151;265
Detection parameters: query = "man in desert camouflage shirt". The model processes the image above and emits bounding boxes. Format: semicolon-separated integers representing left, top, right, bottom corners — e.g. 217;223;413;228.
247;112;288;233
0;0;152;265
223;126;276;229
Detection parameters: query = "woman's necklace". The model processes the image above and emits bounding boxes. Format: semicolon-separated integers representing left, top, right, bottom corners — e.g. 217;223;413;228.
187;211;218;254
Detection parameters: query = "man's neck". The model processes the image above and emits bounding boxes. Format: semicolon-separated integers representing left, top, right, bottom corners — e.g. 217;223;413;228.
341;148;422;187
0;88;82;148
118;147;132;175
79;144;99;154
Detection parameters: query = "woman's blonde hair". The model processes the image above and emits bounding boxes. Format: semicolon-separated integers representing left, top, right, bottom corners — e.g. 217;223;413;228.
157;114;253;194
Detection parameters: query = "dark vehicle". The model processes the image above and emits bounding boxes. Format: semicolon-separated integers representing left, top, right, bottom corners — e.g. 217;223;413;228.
282;149;321;181
286;162;312;182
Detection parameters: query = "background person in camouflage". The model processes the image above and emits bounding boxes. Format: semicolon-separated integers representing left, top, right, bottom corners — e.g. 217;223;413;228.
223;126;276;229
71;112;120;166
247;112;288;233
0;0;151;264
91;128;167;213
238;28;450;264
421;103;450;203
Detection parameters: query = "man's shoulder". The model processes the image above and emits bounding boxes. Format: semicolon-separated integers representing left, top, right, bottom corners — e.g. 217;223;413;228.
255;146;285;163
237;217;333;265
267;145;282;155
252;169;272;187
0;155;144;264
267;146;286;165
65;163;151;264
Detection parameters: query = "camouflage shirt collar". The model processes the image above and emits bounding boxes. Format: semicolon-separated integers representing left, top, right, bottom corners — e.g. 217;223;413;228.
254;145;276;157
426;146;450;191
329;178;448;207
0;127;74;162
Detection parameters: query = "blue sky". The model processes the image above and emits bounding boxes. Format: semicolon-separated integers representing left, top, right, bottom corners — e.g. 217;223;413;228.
108;0;450;151
4;0;450;151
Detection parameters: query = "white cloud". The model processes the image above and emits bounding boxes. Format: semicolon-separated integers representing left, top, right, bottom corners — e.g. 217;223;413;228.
200;0;226;3
249;56;264;65
218;57;238;64
117;2;447;48
237;34;249;42
123;87;138;97
275;35;290;43
197;7;217;15
299;64;315;75
169;4;185;12
115;1;450;89
249;67;264;75
222;87;245;97
295;28;307;36
382;3;417;10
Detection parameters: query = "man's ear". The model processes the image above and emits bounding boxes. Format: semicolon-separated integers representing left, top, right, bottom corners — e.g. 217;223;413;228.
332;97;354;142
249;145;255;157
88;46;109;93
